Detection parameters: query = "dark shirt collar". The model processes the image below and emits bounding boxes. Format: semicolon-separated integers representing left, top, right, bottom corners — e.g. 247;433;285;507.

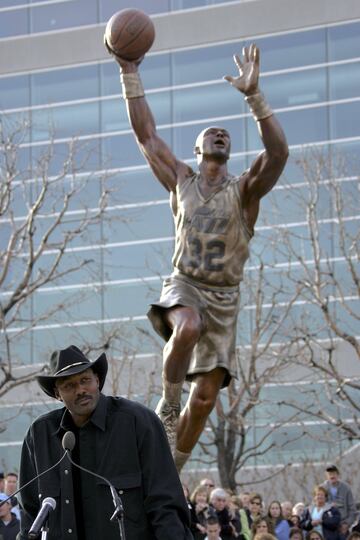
55;393;107;436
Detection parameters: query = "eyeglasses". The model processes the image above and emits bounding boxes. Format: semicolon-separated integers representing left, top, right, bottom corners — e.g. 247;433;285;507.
251;501;261;505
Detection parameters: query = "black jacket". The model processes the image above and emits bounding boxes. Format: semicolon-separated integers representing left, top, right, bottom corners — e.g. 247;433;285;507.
0;514;20;540
19;394;193;540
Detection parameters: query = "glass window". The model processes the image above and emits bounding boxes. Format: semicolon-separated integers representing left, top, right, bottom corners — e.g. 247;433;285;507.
31;65;99;106
103;282;161;318
101;53;171;96
99;0;170;21
328;21;360;62
102;129;172;168
262;67;327;109
330;101;360;139
247;107;329;150
30;138;101;175
102;203;173;243
0;8;28;38
101;90;171;133
33;287;102;323
173;42;240;85
250;28;326;72
329;61;360;100
0;75;30;110
173;81;245;123
107;169;168;205
30;0;97;33
31;101;100;141
103;242;173;281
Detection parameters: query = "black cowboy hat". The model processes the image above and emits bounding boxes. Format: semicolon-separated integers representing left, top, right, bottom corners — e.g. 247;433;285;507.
37;345;108;398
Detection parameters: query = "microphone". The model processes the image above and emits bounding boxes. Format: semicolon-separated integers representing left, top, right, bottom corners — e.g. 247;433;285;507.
28;497;56;539
61;432;125;538
62;431;75;452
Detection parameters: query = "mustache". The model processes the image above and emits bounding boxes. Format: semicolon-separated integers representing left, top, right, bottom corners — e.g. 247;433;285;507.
75;394;92;404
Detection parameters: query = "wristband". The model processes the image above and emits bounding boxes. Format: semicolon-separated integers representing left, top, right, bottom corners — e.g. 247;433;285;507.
245;91;273;121
120;72;144;99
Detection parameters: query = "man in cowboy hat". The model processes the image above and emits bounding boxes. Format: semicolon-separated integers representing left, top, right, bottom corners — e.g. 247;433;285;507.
19;345;193;540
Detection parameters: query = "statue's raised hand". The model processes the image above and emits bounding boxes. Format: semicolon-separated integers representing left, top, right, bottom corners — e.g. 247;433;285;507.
224;43;260;96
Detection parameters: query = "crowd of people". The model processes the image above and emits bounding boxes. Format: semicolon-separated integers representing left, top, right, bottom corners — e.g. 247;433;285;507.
182;465;360;540
0;459;359;540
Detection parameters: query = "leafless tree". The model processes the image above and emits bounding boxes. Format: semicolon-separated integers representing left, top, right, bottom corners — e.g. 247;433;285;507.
272;148;360;444
0;117;115;397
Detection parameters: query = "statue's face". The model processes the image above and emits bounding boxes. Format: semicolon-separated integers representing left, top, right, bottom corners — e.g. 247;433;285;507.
194;127;231;162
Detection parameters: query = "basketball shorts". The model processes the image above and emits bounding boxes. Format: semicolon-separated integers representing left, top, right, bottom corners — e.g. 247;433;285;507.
147;274;240;388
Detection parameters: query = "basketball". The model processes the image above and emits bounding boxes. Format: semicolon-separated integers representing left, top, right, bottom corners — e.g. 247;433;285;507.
105;8;155;61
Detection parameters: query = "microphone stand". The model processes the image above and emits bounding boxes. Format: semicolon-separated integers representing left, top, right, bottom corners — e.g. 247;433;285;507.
64;450;126;540
40;518;49;540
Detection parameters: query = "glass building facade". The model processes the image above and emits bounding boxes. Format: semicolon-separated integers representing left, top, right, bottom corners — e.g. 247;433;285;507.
0;1;359;472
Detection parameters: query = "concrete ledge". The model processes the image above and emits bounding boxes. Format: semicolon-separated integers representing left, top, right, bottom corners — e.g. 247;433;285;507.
1;0;360;75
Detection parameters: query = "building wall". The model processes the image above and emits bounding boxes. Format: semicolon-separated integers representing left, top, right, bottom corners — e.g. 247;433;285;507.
0;0;359;474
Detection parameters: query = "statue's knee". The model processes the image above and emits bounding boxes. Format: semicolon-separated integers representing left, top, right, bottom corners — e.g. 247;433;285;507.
192;393;216;418
175;313;202;346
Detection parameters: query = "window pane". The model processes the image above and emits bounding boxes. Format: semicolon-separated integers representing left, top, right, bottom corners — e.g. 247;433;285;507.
247;107;329;150
329;61;360;100
173;82;245;123
32;101;100;141
328;21;360;61
173;42;240;85
102;91;171;133
30;0;97;32
99;0;169;21
108;170;168;205
252;28;326;71
0;75;30;110
102;129;172;168
31;65;99;105
0;9;28;38
263;67;327;109
101;53;171;96
330;101;360;139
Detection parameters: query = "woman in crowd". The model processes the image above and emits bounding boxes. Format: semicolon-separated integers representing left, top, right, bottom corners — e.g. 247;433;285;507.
252;517;274;539
267;500;291;540
189;484;211;540
300;486;341;540
248;494;264;528
290;527;304;540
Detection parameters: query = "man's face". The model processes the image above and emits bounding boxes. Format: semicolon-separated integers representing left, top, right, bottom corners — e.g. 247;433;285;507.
5;474;17;495
281;501;292;519
195;127;231;162
206;523;221;540
291;533;303;540
55;369;100;427
326;470;339;485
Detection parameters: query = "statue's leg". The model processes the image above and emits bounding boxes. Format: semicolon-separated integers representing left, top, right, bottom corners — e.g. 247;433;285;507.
174;367;226;472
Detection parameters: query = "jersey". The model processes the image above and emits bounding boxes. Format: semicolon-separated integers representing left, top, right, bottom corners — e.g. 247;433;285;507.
171;172;253;289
